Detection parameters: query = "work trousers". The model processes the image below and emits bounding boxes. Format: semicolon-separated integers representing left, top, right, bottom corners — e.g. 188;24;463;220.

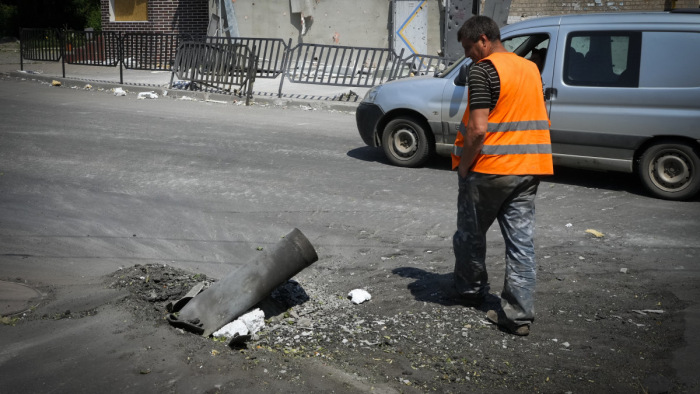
453;172;540;326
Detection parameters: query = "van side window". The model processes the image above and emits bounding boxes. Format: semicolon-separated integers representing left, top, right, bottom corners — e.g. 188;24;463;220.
502;34;550;74
640;32;700;88
564;31;641;88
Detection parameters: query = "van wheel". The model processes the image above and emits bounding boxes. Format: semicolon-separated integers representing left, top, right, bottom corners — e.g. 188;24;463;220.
382;116;434;167
638;141;700;200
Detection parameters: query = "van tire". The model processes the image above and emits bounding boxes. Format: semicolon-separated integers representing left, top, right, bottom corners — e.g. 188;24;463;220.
382;116;434;168
638;141;700;200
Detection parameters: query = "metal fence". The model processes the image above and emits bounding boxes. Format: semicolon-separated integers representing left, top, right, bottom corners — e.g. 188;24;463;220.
19;28;192;85
122;32;192;71
202;36;291;79
20;28;62;65
170;41;257;104
285;43;402;87
19;28;450;101
63;31;121;66
394;53;451;77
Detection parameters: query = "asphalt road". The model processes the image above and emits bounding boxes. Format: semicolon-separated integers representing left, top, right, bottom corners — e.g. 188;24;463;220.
1;76;699;393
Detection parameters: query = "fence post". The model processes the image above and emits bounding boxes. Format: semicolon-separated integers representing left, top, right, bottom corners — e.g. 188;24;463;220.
246;45;257;106
388;48;405;81
119;32;124;85
60;29;66;78
19;28;24;71
277;38;292;98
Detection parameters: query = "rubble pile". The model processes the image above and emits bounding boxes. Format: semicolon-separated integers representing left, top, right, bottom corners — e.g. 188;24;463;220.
106;264;212;318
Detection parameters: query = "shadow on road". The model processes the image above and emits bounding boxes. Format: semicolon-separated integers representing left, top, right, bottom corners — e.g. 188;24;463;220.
392;267;500;312
346;146;391;165
347;146;697;200
543;166;651;197
346;146;453;170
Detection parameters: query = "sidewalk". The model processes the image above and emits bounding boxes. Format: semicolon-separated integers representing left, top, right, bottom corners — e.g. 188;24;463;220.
0;42;369;112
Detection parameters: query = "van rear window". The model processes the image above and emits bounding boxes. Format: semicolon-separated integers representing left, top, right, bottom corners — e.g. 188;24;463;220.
640;32;700;88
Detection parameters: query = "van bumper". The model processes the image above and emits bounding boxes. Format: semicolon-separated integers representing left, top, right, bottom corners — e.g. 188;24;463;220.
356;102;384;147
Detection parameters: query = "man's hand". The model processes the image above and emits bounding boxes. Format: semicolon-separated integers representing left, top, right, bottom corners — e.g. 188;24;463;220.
458;108;488;178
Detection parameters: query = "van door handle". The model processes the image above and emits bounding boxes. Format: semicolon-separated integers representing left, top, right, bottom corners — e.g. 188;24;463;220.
544;87;557;101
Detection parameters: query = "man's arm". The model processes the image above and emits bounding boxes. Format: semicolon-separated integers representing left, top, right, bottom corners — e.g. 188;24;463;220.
458;107;488;178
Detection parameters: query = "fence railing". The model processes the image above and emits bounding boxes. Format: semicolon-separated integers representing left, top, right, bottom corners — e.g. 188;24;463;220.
20;28;191;86
394;53;451;77
170;41;256;105
202;36;291;79
20;28;62;63
122;32;192;71
19;28;450;102
285;44;402;87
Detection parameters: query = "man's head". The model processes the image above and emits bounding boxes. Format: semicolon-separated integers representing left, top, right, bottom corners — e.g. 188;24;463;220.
457;16;501;62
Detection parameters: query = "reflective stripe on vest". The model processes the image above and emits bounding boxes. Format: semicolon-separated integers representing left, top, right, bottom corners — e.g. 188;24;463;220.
487;120;549;133
481;143;551;155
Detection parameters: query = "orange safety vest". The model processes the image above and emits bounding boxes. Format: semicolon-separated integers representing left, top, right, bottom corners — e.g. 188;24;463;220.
451;52;553;175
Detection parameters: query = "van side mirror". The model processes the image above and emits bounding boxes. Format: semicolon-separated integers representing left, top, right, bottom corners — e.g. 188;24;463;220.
455;63;470;86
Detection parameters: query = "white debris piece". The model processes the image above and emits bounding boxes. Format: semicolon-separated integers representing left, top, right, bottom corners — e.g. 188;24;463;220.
240;308;265;333
113;87;127;96
620;268;628;274
348;289;371;304
213;319;248;338
212;308;265;338
137;91;159;99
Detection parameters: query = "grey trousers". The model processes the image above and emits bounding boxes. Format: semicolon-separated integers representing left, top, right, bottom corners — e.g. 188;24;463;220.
453;172;540;326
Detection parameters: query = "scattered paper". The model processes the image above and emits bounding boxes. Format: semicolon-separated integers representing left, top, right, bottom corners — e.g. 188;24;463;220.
585;229;604;238
348;289;371;304
137;91;159;99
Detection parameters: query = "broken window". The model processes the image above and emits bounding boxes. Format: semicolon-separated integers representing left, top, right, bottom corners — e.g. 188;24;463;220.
110;0;149;22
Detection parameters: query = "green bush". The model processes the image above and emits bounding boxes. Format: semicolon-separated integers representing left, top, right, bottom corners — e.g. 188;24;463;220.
0;3;19;37
85;5;102;31
73;0;102;31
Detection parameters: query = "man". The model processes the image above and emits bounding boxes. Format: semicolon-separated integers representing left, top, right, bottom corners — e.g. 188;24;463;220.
451;16;552;336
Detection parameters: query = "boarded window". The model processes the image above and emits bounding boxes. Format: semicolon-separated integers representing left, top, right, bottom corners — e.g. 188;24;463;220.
113;0;148;22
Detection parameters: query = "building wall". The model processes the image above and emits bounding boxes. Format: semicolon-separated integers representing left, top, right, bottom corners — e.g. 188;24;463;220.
100;0;698;52
229;0;444;55
101;0;209;35
229;0;697;55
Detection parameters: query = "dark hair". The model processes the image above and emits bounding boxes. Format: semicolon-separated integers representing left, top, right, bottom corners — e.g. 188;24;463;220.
457;15;501;43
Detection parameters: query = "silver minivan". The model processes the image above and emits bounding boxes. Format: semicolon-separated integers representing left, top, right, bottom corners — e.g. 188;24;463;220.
356;10;700;200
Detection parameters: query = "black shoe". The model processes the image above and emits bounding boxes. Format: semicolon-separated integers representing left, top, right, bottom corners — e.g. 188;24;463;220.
486;310;530;336
458;293;485;307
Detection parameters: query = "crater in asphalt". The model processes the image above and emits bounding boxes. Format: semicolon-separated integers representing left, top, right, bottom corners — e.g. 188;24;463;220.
0;280;44;316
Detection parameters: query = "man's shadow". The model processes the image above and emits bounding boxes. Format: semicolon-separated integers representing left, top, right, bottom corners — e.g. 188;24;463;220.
392;267;500;312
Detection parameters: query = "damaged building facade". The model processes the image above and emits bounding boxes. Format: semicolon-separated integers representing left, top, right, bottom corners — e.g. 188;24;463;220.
101;0;698;57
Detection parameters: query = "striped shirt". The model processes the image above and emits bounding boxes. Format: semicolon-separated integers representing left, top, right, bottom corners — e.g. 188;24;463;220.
468;61;500;111
468;59;545;111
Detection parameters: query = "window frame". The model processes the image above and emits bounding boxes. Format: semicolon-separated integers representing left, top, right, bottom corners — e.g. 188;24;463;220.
109;0;149;23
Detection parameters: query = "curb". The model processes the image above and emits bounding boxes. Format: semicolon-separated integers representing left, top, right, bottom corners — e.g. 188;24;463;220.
7;71;362;113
